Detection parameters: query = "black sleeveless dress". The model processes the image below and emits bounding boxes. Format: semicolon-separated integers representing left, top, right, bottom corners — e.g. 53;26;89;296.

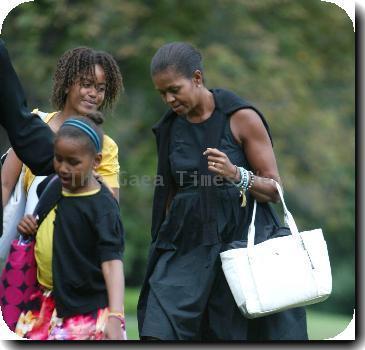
139;89;307;340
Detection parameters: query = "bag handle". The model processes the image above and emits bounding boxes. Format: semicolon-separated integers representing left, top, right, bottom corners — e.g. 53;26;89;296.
273;181;300;235
17;174;59;243
247;180;300;248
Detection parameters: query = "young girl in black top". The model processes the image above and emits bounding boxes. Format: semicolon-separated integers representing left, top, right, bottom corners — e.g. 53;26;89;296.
15;116;126;340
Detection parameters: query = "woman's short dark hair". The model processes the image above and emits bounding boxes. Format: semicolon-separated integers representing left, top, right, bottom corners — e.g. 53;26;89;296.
150;42;203;78
56;116;104;155
52;47;123;112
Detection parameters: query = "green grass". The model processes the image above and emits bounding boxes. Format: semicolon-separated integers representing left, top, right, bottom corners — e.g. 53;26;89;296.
124;287;353;341
125;287;140;315
124;287;140;340
125;314;139;340
306;309;353;340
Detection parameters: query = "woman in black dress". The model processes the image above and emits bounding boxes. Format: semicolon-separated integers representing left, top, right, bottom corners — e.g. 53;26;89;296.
137;42;307;340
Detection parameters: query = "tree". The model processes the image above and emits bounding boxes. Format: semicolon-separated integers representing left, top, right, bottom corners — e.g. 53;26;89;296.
1;0;355;314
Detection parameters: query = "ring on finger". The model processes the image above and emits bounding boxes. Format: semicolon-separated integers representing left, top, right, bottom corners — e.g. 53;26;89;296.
212;162;216;167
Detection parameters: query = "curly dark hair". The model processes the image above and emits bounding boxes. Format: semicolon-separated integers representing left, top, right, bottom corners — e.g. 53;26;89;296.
51;47;123;112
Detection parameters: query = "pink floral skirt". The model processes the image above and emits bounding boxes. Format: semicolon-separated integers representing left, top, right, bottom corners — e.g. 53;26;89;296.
15;287;126;340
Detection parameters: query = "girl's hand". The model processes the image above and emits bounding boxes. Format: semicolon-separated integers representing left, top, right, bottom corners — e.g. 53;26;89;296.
104;316;125;340
203;148;240;181
17;215;38;236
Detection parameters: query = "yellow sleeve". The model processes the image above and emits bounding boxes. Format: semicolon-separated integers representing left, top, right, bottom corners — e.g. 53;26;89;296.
34;206;56;289
97;135;120;189
23;166;34;193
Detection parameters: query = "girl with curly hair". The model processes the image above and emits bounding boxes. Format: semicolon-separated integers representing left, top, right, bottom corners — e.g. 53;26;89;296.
1;46;123;216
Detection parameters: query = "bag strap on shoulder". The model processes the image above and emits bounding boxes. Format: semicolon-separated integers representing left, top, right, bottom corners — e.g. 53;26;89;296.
33;175;62;227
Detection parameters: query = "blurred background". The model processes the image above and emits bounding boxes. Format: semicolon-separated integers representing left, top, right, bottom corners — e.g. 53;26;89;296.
0;0;355;340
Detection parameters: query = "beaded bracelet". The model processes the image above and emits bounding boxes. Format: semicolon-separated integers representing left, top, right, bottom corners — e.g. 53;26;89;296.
247;171;255;190
232;166;243;187
108;312;126;326
242;168;249;190
236;167;249;191
108;312;125;319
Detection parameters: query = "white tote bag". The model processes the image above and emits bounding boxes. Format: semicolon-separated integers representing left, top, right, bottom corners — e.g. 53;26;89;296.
24;175;47;215
220;181;332;319
0;166;26;261
0;112;48;263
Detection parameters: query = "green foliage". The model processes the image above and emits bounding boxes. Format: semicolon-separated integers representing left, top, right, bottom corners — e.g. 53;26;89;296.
1;0;354;314
124;287;140;315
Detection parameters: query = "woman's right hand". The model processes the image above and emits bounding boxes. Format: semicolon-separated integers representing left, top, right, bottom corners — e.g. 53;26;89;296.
17;215;38;236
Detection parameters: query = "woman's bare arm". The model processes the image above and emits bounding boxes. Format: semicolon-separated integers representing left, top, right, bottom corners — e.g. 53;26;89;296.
1;148;23;207
204;108;281;203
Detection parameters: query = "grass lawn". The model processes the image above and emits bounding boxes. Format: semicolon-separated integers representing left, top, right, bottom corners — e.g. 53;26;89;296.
124;287;353;341
306;308;353;340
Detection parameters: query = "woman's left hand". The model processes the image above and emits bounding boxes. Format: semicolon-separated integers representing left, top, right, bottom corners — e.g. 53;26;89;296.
104;317;125;340
203;148;240;181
